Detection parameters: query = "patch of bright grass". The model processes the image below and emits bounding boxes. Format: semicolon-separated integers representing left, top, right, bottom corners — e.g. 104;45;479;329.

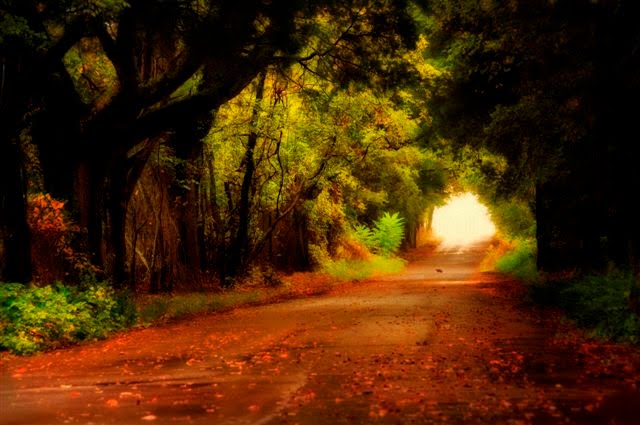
323;256;406;281
494;238;537;281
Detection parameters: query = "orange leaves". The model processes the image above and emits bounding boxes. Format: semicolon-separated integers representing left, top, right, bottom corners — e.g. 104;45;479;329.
26;192;97;282
106;399;119;407
11;367;27;379
281;272;334;297
487;351;526;376
27;193;68;235
141;414;157;421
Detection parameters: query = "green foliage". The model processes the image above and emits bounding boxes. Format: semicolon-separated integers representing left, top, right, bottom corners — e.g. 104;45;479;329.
202;62;438;275
323;256;406;282
0;282;135;355
495;238;537;281
136;292;262;325
371;212;406;257
0;12;45;47
530;272;640;343
352;212;406;257
490;199;535;241
353;224;375;251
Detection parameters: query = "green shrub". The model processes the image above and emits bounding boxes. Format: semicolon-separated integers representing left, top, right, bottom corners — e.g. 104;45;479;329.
529;271;640;343
353;224;376;251
371;212;405;256
323;256;406;281
0;282;135;355
490;199;536;240
495;238;537;281
557;272;640;342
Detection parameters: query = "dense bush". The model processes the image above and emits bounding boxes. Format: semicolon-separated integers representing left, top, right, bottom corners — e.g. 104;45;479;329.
353;212;405;257
494;238;537;281
27;193;99;284
530;272;640;343
0;282;135;354
559;273;640;342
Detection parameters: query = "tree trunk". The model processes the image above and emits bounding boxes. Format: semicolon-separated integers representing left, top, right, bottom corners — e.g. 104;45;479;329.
226;71;267;283
172;115;212;276
535;180;554;273
0;55;32;283
0;137;31;283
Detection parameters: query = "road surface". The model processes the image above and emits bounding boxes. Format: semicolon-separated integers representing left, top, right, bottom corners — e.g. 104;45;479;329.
2;241;640;424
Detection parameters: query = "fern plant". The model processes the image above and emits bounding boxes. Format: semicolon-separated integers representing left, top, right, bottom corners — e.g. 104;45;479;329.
353;224;375;250
371;212;405;256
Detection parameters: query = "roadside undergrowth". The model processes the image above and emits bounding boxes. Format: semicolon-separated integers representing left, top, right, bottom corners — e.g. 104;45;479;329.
529;271;640;344
1;254;404;355
484;238;640;344
322;256;406;281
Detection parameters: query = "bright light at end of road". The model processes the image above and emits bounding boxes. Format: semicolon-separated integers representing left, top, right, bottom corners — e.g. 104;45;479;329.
432;193;496;247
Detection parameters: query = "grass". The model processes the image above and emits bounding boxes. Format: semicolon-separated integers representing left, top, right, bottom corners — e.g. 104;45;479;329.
494;238;537;281
529;271;640;343
134;255;406;327
135;269;341;326
485;238;640;343
136;290;263;325
135;256;407;325
2;254;403;355
322;256;406;281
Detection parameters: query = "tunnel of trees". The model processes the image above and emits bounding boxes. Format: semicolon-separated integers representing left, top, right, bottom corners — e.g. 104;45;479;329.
1;0;639;292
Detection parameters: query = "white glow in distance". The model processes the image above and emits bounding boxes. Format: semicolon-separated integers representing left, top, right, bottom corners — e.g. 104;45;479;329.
432;193;496;247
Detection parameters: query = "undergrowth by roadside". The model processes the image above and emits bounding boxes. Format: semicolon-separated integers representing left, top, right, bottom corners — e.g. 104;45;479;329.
1;256;404;355
487;238;640;344
0;282;135;355
529;272;640;344
322;256;406;281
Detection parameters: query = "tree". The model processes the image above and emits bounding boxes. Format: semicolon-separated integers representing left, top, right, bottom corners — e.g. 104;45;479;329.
1;0;419;285
422;0;640;274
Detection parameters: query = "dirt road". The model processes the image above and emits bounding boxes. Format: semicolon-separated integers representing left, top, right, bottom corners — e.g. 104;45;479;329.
2;241;640;424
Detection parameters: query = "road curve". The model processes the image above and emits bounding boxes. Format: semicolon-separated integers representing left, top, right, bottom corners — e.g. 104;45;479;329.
2;241;640;424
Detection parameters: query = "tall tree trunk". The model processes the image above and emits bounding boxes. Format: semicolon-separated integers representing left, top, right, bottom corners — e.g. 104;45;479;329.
535;180;554;273
81;136;153;289
172;114;212;276
0;137;31;283
0;56;32;283
225;71;267;284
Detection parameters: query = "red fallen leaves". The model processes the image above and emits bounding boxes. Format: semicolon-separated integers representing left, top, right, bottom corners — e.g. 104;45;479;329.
487;351;525;375
11;367;27;378
281;272;334;297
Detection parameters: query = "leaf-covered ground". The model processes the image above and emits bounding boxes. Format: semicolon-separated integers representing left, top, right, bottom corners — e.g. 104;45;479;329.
2;242;640;424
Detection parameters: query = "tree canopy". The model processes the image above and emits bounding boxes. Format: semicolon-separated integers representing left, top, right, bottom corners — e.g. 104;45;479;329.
2;0;639;289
